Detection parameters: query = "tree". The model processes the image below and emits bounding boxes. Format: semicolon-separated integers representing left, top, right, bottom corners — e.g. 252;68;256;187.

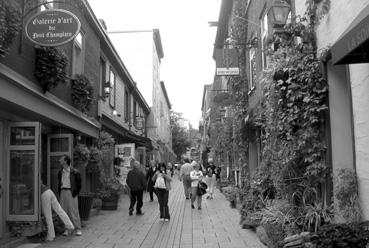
170;111;191;160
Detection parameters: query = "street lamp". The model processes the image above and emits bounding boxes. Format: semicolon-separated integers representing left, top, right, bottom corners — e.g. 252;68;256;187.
100;81;112;99
268;0;291;28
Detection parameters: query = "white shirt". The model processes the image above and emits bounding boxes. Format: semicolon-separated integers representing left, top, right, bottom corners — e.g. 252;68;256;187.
190;170;203;187
61;167;71;188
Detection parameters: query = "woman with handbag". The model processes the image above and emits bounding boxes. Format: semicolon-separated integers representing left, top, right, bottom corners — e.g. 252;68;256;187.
152;163;172;221
190;161;204;210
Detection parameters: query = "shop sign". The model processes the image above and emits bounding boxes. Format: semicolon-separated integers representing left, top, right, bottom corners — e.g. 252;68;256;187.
215;48;240;76
25;9;81;47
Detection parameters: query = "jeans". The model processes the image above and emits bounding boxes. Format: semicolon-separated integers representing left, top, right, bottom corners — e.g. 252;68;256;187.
156;189;170;219
191;186;202;207
129;190;143;213
42;189;74;240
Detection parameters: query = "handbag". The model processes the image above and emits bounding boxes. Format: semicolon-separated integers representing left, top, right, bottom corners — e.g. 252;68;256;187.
154;175;166;189
197;181;208;196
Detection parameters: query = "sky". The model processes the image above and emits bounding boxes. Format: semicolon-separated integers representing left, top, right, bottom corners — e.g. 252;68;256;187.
87;0;221;127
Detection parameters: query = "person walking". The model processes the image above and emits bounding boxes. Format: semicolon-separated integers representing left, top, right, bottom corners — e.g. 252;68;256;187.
146;161;157;202
206;167;216;199
179;158;193;199
126;161;146;216
190;161;204;210
152;163;172;221
41;183;74;241
58;155;82;236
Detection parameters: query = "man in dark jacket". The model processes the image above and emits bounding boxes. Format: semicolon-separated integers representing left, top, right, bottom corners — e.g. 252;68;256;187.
126;160;146;216
58;155;82;236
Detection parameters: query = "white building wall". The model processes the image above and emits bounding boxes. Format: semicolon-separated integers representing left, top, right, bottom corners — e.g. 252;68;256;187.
306;0;369;219
109;32;154;107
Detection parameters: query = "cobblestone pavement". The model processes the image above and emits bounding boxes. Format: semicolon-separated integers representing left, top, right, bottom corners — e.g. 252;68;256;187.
21;175;265;248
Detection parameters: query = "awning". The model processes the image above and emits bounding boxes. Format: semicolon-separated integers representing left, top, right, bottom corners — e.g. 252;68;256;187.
332;4;369;65
101;114;153;150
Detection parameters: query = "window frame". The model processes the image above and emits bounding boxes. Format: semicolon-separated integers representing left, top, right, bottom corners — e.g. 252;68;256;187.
248;48;257;94
124;90;129;122
109;68;116;108
99;58;107;101
260;10;269;70
72;31;85;76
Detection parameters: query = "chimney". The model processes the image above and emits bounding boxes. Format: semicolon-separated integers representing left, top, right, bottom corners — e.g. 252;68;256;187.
99;19;107;31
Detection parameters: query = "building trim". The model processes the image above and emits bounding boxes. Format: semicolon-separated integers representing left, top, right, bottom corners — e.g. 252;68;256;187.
331;3;369;64
160;81;171;110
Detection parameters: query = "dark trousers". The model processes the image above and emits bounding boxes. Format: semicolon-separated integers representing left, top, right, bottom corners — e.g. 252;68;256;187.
156;189;170;219
149;191;154;201
129;190;143;213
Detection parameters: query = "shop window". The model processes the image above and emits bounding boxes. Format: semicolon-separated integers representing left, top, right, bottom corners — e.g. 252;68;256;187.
7;122;41;221
109;68;116;107
72;32;85;76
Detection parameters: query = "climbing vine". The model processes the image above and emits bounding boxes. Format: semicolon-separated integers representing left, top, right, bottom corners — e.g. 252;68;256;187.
255;3;329;201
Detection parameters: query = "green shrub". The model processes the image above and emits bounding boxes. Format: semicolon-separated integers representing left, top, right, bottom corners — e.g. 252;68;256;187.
312;222;369;248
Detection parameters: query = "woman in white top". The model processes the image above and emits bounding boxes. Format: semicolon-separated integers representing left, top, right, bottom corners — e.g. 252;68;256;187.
206;167;216;199
190;161;203;210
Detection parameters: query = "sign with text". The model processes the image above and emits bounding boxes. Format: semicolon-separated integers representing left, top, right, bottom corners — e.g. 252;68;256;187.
215;48;240;76
25;9;81;47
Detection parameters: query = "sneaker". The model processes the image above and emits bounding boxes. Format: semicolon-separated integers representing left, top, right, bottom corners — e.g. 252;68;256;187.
185;197;189;200
159;218;165;221
75;230;82;236
198;206;202;210
62;230;69;236
129;209;133;216
136;212;144;216
191;204;195;209
164;219;169;222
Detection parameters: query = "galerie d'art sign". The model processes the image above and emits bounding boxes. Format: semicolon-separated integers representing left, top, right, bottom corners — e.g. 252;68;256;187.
25;9;81;46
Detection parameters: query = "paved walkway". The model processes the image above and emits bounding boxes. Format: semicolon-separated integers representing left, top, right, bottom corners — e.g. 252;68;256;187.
21;175;265;248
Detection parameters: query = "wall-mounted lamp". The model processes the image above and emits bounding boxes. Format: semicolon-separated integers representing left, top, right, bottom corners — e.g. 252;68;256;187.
112;109;121;117
100;81;112;100
268;0;291;28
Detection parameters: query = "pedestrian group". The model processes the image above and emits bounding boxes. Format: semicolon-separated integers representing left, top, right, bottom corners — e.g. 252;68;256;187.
40;154;220;242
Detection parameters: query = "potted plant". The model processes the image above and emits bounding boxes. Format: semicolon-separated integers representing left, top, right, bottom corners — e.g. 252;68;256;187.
98;177;124;210
86;146;103;194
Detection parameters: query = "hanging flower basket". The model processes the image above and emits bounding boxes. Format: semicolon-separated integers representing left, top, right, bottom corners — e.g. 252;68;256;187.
71;74;94;114
34;46;68;92
73;144;90;168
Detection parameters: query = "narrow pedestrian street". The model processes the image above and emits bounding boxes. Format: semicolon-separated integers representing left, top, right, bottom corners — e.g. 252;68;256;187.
24;175;264;248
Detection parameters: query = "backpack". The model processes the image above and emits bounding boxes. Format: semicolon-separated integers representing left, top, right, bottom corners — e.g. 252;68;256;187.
154;175;166;189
